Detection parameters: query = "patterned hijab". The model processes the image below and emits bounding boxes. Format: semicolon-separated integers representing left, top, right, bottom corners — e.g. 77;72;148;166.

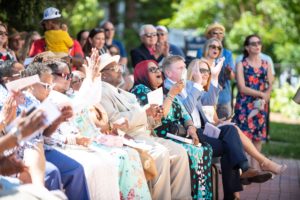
133;59;160;90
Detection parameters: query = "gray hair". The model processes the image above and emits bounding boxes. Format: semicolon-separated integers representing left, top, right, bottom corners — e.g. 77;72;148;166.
139;24;156;36
162;55;185;74
24;62;52;77
0;60;17;78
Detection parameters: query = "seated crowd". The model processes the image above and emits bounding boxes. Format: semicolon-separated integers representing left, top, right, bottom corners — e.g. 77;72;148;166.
0;7;287;200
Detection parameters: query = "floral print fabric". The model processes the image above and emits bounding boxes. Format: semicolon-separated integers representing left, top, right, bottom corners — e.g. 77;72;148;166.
233;59;269;141
131;84;213;200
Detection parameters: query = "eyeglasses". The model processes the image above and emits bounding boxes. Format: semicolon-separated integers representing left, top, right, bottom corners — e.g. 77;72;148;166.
102;64;125;73
0;31;8;36
53;73;73;80
144;33;157;38
211;31;224;35
39;82;55;90
104;28;115;32
209;44;222;51
199;68;211;75
157;32;166;36
248;41;262;47
148;67;162;73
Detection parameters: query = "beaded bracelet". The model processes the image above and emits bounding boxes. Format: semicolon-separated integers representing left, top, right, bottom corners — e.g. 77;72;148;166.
166;94;174;101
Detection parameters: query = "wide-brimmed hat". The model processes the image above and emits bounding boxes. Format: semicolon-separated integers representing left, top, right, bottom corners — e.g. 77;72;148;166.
99;53;120;71
205;23;225;38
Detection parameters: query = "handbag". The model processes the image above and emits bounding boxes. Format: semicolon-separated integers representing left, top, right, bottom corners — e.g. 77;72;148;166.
134;148;158;181
169;123;187;137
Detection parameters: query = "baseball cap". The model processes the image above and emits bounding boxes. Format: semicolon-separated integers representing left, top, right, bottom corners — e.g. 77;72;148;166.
42;7;61;21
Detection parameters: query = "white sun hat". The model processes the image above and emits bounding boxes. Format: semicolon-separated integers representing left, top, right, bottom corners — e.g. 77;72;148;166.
42;7;61;21
99;53;120;71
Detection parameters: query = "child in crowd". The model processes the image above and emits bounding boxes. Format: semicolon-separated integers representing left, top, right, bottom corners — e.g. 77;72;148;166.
42;7;73;55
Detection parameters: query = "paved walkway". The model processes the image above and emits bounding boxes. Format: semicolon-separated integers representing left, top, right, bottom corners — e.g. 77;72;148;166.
217;157;300;200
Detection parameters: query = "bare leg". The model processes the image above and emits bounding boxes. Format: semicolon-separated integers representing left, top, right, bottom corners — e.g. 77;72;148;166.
236;126;287;174
22;142;45;186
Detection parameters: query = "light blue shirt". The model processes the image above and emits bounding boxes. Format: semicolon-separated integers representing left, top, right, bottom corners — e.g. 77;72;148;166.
196;47;234;104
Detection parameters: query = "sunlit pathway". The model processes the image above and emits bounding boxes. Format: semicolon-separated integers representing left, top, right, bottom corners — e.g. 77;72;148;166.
217;157;300;200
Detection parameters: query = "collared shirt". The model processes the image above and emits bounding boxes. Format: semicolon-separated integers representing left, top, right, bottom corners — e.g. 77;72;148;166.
166;78;202;128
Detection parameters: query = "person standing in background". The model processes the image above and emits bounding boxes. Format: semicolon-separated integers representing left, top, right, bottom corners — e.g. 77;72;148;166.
156;25;185;57
197;23;235;119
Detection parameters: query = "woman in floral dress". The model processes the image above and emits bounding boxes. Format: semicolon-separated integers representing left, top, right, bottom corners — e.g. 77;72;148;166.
233;34;274;167
131;60;213;200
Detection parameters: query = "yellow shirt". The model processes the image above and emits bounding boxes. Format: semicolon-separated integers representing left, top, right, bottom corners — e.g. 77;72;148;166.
45;30;74;53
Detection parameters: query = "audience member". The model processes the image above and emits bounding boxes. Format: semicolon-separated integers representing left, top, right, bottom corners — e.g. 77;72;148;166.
187;58;287;174
76;30;89;48
163;55;272;199
156;25;185;57
99;53;192;200
232;34;274;170
42;7;73;55
83;28;108;57
101;21;128;65
0;23;16;64
197;23;235;119
131;59;213;199
131;24;169;68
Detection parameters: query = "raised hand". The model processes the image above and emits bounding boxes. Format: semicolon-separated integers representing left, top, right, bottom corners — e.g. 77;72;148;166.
83;48;101;81
0;95;17;126
211;57;225;79
17;109;46;139
169;80;184;97
192;64;203;85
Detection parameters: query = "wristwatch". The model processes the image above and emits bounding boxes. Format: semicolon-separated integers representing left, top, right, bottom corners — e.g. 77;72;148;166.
9;127;22;145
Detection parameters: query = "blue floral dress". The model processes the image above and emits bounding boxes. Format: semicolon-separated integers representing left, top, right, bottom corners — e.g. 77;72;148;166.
233;59;269;141
131;84;213;200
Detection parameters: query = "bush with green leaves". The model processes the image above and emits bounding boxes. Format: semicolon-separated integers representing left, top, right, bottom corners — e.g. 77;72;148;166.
270;83;300;120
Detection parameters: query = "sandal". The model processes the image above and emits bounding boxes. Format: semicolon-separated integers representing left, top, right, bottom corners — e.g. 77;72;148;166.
260;159;287;175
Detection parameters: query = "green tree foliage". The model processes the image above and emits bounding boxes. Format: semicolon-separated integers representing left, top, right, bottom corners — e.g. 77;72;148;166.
163;0;300;72
61;0;104;38
0;0;76;31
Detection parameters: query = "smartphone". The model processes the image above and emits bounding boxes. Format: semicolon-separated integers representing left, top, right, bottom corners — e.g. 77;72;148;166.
26;106;36;116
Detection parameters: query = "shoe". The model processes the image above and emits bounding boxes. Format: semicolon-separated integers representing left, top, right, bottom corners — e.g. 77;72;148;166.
240;168;272;185
260;159;287;175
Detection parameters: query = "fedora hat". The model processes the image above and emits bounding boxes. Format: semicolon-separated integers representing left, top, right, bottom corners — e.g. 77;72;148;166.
99;53;120;71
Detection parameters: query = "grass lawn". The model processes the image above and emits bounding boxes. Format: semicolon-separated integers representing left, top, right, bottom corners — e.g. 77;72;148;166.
262;121;300;159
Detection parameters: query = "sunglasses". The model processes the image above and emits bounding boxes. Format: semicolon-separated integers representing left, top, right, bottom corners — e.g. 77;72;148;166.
148;66;162;73
209;44;222;51
104;28;115;32
53;73;73;80
199;68;211;75
0;31;8;36
39;82;55;90
248;41;262;47
157;32;166;36
144;33;157;38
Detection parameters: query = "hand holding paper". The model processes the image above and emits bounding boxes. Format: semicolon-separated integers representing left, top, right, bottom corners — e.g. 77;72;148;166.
147;87;163;106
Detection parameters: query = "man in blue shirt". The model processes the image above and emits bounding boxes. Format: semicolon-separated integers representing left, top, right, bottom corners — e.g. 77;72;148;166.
197;23;235;119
